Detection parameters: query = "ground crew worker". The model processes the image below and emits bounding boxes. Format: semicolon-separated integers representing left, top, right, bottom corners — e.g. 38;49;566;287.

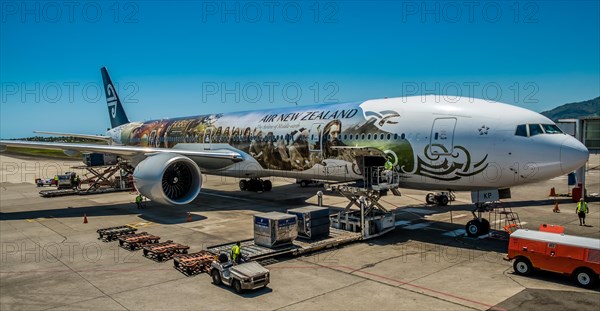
231;241;241;264
135;194;143;209
383;157;394;182
74;175;81;189
576;198;588;226
53;175;58;186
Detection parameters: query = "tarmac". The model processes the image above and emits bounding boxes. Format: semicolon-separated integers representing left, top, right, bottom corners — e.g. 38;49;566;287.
1;153;599;310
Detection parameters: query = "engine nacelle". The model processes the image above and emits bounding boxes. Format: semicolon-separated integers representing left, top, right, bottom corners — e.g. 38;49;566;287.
133;153;202;205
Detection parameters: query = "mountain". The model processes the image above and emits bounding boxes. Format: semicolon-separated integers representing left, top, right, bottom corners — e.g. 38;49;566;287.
541;97;599;121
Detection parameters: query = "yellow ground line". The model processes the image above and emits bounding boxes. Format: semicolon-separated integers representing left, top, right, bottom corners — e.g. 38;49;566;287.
125;221;156;228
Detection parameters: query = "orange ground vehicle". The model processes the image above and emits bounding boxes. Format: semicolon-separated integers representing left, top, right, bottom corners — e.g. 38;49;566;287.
506;228;600;288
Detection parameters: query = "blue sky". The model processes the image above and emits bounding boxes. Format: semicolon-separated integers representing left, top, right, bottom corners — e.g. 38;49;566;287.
1;0;599;138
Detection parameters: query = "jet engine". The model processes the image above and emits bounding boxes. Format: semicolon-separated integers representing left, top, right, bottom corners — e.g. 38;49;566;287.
133;153;202;205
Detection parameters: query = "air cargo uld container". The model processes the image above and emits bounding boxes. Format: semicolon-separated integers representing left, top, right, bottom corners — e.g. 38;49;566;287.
254;212;297;248
287;206;330;239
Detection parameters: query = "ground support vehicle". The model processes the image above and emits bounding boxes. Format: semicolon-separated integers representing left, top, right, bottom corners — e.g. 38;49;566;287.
142;241;190;261
97;226;137;241
505;228;600;288
118;232;161;250
173;251;215;275
210;255;270;294
207;228;361;261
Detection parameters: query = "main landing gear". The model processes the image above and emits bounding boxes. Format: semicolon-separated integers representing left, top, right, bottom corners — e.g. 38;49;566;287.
239;178;272;192
425;191;455;206
465;203;491;237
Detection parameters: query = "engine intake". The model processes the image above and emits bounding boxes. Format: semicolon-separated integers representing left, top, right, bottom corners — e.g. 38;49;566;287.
133;153;202;205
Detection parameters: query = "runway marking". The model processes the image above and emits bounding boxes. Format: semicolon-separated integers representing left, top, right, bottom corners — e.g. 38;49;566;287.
403;222;431;230
397;208;434;215
126;221;156;228
443;229;466;237
25;217;51;223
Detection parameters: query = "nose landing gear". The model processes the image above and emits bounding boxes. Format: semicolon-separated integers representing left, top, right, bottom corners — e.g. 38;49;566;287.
466;203;491;237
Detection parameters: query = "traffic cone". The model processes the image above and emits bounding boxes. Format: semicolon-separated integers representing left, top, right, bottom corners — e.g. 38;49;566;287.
187;213;192;222
549;187;556;197
83;213;88;224
553;201;560;213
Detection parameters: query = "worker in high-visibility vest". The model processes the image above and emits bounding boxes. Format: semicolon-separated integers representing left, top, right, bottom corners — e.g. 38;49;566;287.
135;194;143;209
576;198;589;226
231;241;242;264
383;157;394;183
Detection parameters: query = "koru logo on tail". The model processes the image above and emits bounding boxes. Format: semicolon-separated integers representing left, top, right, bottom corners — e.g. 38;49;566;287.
106;84;118;119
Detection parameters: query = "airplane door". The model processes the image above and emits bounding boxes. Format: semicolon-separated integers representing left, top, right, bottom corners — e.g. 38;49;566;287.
309;123;324;153
429;118;456;155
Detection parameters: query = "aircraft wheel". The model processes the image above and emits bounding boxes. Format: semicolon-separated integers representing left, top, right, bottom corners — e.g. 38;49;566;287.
262;180;272;192
437;195;449;206
300;180;308;188
513;257;533;276
466;219;483;237
239;180;248;191
425;193;436;204
480;218;490;235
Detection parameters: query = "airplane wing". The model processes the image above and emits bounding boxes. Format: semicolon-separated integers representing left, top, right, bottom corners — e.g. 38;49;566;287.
0;140;244;164
33;131;112;142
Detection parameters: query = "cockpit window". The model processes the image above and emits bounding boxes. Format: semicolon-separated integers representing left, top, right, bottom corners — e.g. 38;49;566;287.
542;124;563;134
515;124;527;137
528;124;543;136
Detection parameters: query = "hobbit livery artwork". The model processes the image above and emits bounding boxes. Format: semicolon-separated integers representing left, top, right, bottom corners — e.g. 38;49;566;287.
0;68;589;211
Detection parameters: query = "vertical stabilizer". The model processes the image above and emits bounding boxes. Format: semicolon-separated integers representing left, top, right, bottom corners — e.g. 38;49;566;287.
101;67;130;128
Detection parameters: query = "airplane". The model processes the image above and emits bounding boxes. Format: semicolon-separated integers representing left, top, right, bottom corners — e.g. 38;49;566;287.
0;67;589;237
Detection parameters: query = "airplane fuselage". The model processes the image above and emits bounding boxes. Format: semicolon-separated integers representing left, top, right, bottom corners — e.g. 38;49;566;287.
107;95;589;191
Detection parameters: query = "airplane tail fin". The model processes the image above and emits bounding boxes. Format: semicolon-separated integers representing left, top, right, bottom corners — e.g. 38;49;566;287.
101;67;130;128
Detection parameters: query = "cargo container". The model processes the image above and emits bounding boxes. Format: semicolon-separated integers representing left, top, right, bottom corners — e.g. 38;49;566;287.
505;229;600;288
254;212;297;248
83;153;118;167
287;206;330;239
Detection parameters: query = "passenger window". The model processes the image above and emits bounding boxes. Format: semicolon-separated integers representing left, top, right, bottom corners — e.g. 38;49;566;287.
367;134;371;140
373;134;377;140
515;124;527;137
361;134;365;140
542;124;563;134
349;134;353;140
380;133;384;140
528;124;543;136
387;133;391;140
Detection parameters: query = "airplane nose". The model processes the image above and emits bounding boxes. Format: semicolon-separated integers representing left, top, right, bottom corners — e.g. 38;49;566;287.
560;136;589;174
